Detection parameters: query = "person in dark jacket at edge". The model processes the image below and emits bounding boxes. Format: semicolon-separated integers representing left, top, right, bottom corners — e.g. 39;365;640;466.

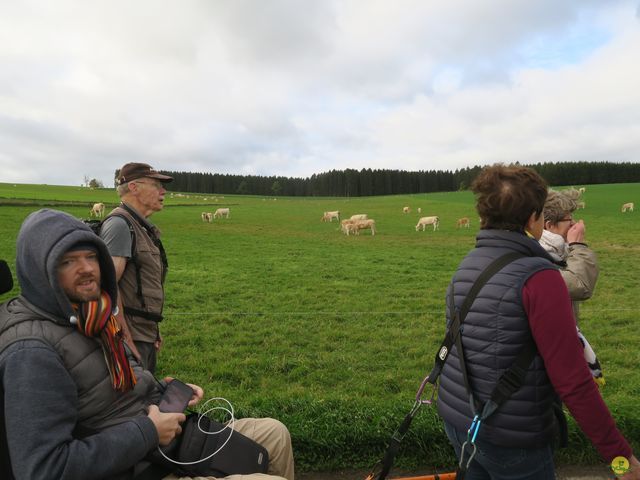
437;164;639;479
0;209;294;480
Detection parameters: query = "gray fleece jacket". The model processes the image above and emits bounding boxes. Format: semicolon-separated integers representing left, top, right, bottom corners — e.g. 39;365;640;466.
0;209;159;480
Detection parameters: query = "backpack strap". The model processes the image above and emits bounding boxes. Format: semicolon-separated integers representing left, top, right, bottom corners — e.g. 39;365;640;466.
109;206;167;323
480;341;537;420
103;212;145;309
426;251;525;386
119;203;169;284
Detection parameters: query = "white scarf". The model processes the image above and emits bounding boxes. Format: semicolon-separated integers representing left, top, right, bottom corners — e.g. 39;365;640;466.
539;229;569;262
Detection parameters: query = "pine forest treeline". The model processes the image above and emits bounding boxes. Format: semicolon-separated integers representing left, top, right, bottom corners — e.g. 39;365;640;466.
157;161;640;197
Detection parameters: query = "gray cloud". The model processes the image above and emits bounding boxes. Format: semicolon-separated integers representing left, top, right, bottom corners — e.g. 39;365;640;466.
0;0;638;186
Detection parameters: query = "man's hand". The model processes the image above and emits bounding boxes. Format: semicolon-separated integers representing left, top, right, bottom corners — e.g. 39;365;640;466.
185;382;204;407
567;219;586;244
147;404;186;446
162;377;204;407
154;333;163;353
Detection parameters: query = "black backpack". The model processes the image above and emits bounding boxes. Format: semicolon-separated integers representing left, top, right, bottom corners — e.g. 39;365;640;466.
83;212;137;264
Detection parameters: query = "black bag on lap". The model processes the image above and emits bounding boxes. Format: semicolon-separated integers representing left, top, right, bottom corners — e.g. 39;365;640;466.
152;412;269;478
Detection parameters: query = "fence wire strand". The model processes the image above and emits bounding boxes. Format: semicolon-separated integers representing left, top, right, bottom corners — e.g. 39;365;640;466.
166;307;637;316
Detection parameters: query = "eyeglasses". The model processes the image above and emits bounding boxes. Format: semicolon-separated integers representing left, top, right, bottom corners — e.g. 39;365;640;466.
134;180;164;190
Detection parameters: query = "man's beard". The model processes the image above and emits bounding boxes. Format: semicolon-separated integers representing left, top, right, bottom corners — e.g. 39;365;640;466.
66;277;101;303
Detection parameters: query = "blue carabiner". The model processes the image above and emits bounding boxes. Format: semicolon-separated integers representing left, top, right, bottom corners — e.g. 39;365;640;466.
471;418;482;443
465;414;482;444
466;415;479;439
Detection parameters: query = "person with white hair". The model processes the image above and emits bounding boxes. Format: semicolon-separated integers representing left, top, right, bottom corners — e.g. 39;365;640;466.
541;189;604;387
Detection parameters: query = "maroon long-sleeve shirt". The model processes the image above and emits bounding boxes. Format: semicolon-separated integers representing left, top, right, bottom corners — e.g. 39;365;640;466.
523;269;632;462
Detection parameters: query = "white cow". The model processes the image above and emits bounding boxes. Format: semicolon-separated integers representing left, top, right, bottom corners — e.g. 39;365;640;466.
417;207;422;214
341;219;356;235
201;212;213;222
322;211;340;222
402;206;410;213
213;208;230;219
89;202;105;218
349;214;368;221
621;202;634;213
341;218;376;236
578;187;586;194
353;219;376;236
416;216;439;231
576;201;586;210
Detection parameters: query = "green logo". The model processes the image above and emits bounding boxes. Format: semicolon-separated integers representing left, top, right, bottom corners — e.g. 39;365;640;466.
611;456;629;476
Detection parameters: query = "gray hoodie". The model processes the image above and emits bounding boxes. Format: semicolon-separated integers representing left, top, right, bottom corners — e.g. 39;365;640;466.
15;208;118;323
0;209;159;480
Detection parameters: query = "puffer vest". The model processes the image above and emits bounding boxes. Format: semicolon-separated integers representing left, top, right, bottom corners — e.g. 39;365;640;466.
110;205;167;344
0;297;160;433
437;230;559;448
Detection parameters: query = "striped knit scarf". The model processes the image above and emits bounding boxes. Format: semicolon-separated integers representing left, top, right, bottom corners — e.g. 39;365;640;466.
72;291;137;392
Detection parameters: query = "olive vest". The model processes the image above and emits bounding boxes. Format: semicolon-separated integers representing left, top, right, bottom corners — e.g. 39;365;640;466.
437;230;559;448
110;205;167;344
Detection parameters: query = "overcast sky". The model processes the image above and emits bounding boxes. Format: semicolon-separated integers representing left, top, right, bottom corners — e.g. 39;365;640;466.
1;1;640;187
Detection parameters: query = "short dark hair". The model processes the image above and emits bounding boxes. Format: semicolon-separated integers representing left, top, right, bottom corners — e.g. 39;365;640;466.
472;164;548;232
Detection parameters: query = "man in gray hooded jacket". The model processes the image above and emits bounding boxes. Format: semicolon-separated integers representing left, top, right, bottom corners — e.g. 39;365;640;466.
0;209;294;480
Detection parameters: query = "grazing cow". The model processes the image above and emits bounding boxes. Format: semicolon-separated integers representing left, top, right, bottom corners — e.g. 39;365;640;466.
349;214;368;221
340;219;356;235
213;207;230;219
89;202;105;218
578;187;586;194
417;207;422;214
353;219;376;236
621;202;634;213
576;201;586;210
456;217;470;228
322;211;340;222
403;206;410;213
201;212;212;222
416;216;439;231
342;219;375;236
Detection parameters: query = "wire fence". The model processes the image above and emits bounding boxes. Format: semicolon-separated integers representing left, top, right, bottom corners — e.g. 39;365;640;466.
166;307;638;316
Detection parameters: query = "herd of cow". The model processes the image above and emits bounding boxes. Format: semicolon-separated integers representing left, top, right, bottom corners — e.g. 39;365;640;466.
201;208;230;222
87;196;634;234
320;198;635;237
320;208;471;236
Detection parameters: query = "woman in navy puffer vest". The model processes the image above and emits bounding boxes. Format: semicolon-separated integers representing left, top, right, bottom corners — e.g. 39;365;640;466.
437;164;638;480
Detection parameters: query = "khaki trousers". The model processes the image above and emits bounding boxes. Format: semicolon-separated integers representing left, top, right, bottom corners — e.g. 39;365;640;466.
163;417;294;480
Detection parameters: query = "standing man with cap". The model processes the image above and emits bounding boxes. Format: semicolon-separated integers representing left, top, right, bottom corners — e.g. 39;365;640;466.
100;162;173;373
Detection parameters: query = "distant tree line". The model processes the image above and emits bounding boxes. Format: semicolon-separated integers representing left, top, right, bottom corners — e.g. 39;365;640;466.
152;161;640;197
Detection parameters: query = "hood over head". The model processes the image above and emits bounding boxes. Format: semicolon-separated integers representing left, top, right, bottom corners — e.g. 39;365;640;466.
16;209;118;324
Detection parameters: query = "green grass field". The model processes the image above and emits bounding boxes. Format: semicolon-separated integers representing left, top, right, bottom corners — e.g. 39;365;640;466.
1;182;638;472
